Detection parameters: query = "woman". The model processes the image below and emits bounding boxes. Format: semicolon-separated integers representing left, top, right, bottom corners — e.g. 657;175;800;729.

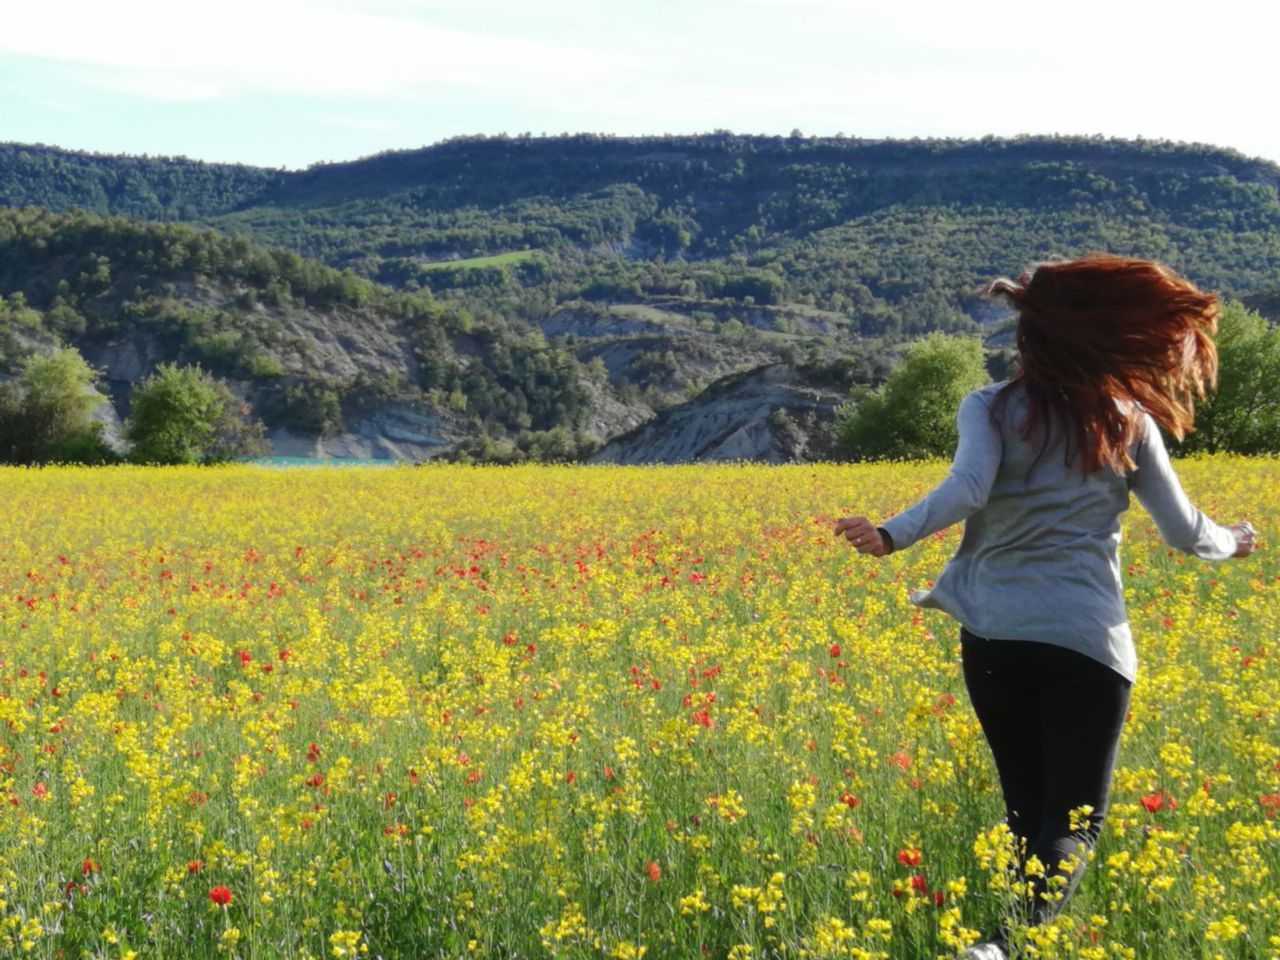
833;254;1256;960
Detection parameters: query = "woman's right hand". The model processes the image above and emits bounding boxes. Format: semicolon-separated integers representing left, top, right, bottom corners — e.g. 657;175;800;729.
1229;521;1257;558
834;515;891;557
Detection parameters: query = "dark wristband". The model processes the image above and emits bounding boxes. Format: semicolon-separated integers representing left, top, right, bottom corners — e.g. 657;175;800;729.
876;527;894;554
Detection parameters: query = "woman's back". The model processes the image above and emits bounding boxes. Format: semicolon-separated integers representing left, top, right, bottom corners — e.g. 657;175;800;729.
881;378;1236;681
977;378;1131;555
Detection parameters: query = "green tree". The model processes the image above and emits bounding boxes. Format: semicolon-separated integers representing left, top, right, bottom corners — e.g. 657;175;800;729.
836;333;989;459
125;363;268;464
0;346;112;463
1178;301;1280;454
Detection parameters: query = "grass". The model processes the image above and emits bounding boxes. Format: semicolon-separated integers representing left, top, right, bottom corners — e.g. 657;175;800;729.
417;250;539;271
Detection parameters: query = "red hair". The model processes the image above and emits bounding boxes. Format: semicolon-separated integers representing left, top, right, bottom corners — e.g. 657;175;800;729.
986;254;1219;474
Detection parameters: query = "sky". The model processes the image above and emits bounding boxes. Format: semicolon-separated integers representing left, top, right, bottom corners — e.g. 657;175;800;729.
2;0;1278;171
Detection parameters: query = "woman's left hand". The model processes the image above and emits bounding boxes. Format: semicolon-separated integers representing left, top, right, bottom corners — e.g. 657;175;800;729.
834;516;890;557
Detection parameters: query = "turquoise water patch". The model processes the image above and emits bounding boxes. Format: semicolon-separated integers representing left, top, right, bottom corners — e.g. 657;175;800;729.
251;456;399;467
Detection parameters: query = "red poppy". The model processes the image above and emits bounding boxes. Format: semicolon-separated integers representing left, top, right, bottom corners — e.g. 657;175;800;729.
645;860;661;882
1140;790;1176;813
209;885;232;905
896;848;921;866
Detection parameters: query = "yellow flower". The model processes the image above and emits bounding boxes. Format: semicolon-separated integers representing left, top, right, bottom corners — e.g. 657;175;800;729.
329;930;363;958
679;889;711;916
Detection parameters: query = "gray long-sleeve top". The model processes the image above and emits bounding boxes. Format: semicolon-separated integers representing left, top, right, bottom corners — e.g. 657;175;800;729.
878;380;1237;681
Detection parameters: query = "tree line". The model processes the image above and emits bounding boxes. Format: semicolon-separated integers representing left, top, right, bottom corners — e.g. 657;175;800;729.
3;298;1275;467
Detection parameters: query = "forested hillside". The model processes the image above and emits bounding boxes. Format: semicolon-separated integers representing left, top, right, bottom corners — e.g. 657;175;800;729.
0;207;617;459
2;134;1278;460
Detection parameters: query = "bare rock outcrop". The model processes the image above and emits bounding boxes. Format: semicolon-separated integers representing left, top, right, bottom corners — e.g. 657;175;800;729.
267;402;466;461
591;364;844;464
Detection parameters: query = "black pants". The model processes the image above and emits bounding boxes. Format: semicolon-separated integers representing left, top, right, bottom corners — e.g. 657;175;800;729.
960;627;1131;934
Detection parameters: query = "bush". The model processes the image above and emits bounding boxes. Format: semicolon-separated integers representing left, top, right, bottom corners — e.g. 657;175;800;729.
0;347;113;464
1177;301;1280;454
259;380;344;434
836;333;989;460
125;363;268;464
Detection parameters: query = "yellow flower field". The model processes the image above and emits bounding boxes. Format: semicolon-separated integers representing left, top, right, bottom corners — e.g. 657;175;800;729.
0;461;1277;960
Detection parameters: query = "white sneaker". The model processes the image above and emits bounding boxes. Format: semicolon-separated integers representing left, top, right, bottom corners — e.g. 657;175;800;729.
961;943;1008;960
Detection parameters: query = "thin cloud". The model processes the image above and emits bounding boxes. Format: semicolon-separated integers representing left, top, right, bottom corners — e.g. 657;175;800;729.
3;0;1279;166
0;0;637;101
310;113;404;134
27;96;89;116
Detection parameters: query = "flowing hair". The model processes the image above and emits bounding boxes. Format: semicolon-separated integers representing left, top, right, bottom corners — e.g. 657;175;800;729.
986;253;1219;475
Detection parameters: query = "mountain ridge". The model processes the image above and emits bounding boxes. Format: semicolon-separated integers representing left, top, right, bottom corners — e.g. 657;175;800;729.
3;133;1278;461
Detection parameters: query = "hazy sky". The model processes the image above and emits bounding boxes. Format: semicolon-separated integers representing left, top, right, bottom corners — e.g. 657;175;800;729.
3;0;1278;170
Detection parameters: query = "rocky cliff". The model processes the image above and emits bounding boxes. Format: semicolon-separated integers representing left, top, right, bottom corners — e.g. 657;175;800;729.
592;364;845;464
